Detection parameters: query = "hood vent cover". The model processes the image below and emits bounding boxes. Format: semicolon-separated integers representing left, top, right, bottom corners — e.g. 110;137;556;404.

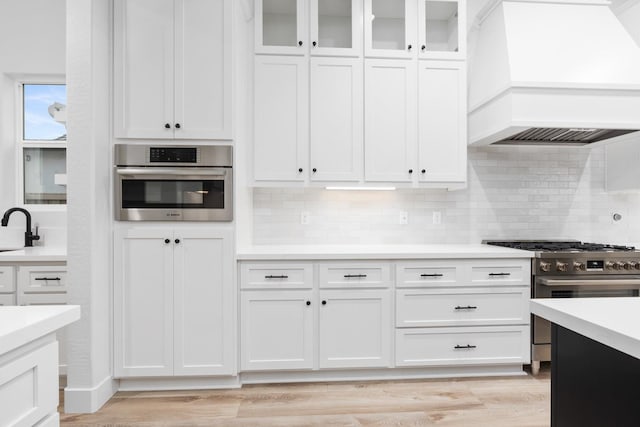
494;128;640;146
468;0;640;147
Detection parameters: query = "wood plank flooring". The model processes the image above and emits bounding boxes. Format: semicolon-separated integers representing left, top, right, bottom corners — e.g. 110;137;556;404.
60;367;550;426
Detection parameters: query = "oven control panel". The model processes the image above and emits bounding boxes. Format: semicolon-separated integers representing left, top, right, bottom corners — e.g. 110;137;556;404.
150;147;197;163
537;257;640;275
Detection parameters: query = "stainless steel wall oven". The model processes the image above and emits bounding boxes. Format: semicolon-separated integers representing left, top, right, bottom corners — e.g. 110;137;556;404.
114;145;232;221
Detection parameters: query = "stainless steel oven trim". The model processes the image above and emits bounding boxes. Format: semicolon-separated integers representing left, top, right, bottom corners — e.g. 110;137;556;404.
114;167;233;222
539;277;640;287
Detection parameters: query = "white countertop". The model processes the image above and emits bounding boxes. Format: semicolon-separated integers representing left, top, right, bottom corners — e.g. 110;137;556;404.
237;244;534;260
530;298;640;360
0;305;80;355
0;246;66;262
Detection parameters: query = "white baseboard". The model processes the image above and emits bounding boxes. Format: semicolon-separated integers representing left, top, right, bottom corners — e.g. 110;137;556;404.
118;376;241;392
241;365;527;385
64;375;118;413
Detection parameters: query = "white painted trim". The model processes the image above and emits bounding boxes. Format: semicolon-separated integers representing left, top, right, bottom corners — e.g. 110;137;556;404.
240;365;527;384
63;376;118;414
118;376;241;392
611;0;640;13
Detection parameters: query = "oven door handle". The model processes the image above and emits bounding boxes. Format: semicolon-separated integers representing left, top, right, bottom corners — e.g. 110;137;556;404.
539;278;640;287
116;168;228;176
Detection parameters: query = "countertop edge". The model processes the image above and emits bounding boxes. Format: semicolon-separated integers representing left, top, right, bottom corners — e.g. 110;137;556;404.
530;300;640;360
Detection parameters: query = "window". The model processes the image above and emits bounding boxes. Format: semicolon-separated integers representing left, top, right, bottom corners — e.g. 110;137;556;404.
18;82;67;205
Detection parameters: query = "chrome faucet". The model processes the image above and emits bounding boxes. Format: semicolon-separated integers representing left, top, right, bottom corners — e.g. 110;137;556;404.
1;207;40;247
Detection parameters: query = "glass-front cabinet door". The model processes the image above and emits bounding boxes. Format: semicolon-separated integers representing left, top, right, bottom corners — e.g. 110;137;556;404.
310;0;362;57
255;0;307;54
418;0;465;59
364;0;417;59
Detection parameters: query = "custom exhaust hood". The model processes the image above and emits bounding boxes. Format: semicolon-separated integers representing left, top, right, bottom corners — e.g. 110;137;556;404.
468;0;640;146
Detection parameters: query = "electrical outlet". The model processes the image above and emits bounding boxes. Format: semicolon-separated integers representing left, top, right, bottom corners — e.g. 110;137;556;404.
433;211;442;225
301;211;310;225
399;211;408;225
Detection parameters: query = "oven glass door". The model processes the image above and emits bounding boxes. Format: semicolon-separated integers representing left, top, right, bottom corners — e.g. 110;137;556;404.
121;179;224;210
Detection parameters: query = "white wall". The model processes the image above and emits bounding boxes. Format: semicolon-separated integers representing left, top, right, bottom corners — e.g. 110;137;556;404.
0;0;67;245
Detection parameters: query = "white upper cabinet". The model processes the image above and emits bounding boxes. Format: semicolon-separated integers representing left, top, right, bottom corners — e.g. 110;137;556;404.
114;0;232;139
418;61;466;183
364;59;417;182
364;0;465;59
254;55;309;182
310;57;363;181
256;0;363;57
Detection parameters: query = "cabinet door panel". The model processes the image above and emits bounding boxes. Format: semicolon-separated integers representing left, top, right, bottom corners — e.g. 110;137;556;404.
0;266;15;293
319;289;391;368
241;291;314;370
364;59;417;182
255;0;307;55
254;56;308;181
175;0;232;139
310;58;363;181
114;0;174;139
364;0;417;59
310;0;363;57
114;228;174;377
417;0;466;60
174;229;234;375
418;61;465;182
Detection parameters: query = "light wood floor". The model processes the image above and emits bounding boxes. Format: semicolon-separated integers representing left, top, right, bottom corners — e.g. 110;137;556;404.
59;367;550;427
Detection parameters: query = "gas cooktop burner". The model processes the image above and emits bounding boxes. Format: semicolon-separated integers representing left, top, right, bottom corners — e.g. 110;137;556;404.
485;240;636;252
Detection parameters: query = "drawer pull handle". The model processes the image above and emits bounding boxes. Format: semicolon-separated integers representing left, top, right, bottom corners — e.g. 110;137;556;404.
454;305;478;310
265;275;288;279
34;277;61;281
420;273;443;277
344;274;367;278
454;344;477;350
489;272;511;276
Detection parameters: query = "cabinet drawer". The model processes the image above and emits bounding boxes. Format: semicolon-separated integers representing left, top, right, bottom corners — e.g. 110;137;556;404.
241;263;313;289
396;262;458;288
396;287;529;327
0;266;15;292
18;293;67;306
470;260;530;287
0;293;15;306
319;263;391;288
395;326;529;367
18;266;67;293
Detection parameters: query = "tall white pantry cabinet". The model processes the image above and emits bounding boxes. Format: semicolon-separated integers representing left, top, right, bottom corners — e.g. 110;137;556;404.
253;0;467;187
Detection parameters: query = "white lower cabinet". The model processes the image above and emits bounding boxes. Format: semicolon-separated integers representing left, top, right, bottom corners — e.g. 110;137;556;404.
114;227;234;377
241;290;314;371
395;326;529;366
319;289;391;368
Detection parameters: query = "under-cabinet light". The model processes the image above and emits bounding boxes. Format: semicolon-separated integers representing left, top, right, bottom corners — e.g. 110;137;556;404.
325;186;396;191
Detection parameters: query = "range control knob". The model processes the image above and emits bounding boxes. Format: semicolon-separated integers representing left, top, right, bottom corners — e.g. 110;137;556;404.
556;262;569;272
605;261;616;271
573;262;586;271
624;262;633;270
539;261;551;272
631;261;640;270
615;262;625;270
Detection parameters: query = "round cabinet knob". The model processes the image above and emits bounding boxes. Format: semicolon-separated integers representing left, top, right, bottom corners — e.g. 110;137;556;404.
298;168;303;173
321;300;327;305
312;168;317;173
298;40;303;46
556;262;568;272
165;123;171;129
175;123;181;129
408;169;413;174
421;45;426;51
164;239;170;244
175;239;181;244
539;261;551;272
306;301;311;306
605;261;616;270
573;262;586;271
421;169;426;174
312;41;317;47
408;44;412;50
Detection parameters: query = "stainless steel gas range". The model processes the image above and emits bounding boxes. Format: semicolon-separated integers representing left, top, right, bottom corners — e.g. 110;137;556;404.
485;240;640;375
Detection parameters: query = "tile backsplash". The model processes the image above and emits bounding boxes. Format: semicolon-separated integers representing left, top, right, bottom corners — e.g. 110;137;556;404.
253;145;640;246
